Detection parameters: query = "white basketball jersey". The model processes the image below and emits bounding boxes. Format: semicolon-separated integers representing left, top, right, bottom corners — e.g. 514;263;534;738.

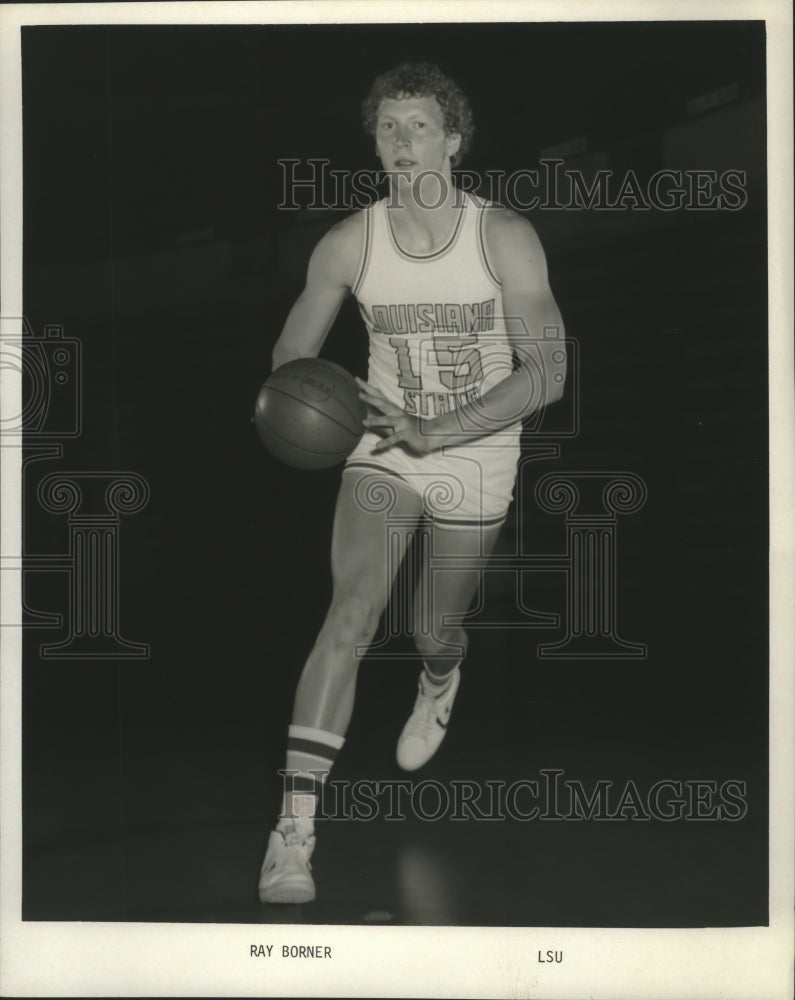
352;191;515;422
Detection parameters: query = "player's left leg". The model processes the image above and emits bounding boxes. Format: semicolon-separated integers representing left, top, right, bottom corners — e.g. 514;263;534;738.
397;518;502;771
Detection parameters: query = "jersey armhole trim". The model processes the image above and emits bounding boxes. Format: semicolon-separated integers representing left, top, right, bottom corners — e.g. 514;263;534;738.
351;206;372;298
478;202;502;288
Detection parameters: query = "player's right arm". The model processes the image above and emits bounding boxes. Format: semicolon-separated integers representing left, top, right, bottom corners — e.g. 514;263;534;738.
271;213;363;371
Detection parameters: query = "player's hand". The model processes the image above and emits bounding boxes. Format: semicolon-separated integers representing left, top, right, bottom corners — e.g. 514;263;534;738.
356;378;434;455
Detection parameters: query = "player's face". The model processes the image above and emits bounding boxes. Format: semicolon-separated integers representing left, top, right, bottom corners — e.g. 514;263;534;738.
375;95;461;179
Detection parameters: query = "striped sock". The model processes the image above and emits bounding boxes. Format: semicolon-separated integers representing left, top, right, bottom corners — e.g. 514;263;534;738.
277;724;345;828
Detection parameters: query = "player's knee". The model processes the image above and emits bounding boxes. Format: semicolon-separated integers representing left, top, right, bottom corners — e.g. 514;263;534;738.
326;591;381;648
414;626;467;662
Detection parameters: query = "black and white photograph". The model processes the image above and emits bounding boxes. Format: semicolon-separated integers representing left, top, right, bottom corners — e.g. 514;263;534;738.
1;2;792;996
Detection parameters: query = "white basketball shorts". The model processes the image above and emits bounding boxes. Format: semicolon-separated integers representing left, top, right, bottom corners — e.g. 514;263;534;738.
343;426;521;529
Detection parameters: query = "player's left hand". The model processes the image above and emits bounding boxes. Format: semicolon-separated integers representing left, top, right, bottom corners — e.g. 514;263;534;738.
356;378;434;455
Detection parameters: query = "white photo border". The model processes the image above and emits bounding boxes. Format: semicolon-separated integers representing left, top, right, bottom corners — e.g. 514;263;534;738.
1;2;792;997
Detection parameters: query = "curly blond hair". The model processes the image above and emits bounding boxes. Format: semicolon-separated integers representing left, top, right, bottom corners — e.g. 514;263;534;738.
361;62;474;167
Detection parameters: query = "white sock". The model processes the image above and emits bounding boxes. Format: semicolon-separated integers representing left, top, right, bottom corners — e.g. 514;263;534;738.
276;810;315;839
422;661;460;696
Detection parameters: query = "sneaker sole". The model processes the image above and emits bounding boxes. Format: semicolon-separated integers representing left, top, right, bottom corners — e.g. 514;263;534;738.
258;876;316;904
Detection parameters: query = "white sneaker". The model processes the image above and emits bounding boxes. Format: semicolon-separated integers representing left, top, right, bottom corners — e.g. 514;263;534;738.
396;666;461;771
258;824;316;903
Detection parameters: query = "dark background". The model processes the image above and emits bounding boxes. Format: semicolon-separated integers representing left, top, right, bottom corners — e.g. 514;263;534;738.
20;21;768;925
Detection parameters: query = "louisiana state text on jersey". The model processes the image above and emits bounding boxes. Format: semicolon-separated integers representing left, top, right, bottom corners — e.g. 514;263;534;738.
353;193;515;420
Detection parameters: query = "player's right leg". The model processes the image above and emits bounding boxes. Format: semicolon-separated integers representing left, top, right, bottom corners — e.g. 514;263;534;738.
259;468;423;903
292;467;424;734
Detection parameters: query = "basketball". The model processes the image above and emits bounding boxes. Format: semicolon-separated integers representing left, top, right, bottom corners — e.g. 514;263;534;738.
254;358;367;470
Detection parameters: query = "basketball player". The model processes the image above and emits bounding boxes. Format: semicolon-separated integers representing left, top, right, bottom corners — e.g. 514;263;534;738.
259;62;566;903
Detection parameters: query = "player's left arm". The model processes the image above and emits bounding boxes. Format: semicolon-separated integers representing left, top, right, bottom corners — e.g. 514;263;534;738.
427;207;566;447
359;207;566;453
